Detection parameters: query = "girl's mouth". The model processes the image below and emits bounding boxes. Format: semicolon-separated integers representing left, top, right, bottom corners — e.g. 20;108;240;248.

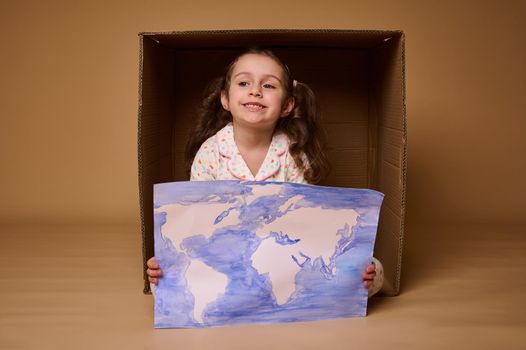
243;103;266;111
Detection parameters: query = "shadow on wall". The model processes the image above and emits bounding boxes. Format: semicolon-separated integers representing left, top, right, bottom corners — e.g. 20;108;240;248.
398;150;464;293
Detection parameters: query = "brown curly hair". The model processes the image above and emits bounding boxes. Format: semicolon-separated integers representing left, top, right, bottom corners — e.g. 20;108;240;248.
184;48;329;184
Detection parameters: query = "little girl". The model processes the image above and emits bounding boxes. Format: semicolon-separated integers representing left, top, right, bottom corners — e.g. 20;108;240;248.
147;48;384;296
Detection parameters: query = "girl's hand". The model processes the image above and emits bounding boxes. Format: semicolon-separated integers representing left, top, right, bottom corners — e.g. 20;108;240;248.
147;257;163;285
362;262;376;289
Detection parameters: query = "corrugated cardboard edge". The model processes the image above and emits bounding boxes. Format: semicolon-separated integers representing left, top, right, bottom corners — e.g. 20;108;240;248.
138;28;402;36
396;31;408;295
137;34;150;294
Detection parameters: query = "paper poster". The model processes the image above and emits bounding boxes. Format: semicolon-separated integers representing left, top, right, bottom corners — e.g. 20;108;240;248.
153;181;384;328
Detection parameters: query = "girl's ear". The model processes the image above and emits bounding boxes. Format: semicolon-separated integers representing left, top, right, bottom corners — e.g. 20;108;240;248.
280;97;295;117
220;91;230;111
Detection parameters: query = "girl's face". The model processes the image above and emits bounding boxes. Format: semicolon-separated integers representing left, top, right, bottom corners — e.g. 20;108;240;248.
221;53;294;132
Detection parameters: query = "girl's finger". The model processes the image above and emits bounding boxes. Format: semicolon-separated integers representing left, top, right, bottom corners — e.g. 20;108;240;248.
362;272;376;279
147;268;162;277
147;258;158;269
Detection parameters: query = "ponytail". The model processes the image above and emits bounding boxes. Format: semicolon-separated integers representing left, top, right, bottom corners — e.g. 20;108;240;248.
276;81;329;184
184;76;232;175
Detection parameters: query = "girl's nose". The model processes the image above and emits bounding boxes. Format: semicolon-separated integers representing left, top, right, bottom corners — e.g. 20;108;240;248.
249;86;262;97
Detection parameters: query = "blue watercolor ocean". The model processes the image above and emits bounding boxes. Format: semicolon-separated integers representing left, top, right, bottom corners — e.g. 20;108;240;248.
153;181;384;328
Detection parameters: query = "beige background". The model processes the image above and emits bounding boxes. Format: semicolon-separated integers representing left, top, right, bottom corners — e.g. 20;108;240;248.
1;0;525;226
1;0;525;349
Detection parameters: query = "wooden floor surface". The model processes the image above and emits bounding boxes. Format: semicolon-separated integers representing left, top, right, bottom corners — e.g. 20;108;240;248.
0;223;524;350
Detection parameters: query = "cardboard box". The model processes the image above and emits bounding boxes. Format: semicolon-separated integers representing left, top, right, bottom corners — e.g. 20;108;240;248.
137;29;407;296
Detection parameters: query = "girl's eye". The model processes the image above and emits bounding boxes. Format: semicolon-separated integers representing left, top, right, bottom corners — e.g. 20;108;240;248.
238;81;249;87
263;83;275;89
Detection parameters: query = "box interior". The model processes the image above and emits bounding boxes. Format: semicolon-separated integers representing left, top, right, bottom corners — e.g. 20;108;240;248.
138;30;406;296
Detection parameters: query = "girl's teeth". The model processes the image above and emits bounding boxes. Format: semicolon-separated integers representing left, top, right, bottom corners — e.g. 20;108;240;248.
245;104;263;110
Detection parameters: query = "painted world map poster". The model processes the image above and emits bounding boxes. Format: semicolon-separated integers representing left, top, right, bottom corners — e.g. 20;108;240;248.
153;181;384;328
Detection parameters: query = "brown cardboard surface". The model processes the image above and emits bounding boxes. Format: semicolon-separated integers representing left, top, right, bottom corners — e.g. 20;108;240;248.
324;149;369;186
137;30;407;295
380;127;405;168
374;216;403;294
139;37;178;287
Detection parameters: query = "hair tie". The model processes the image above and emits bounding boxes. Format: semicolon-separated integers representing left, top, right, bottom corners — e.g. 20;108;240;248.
293;79;298;88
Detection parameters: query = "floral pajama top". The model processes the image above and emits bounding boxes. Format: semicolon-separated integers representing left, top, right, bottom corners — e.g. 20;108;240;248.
190;123;307;183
